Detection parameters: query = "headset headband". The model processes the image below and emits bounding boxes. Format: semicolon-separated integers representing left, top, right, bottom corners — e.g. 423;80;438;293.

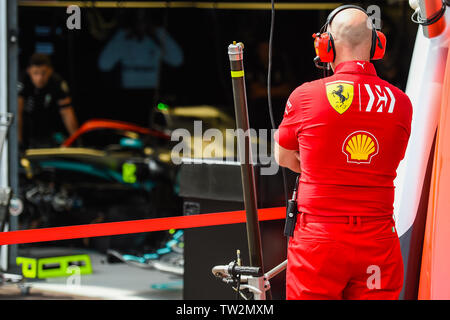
329;5;380;59
325;5;369;29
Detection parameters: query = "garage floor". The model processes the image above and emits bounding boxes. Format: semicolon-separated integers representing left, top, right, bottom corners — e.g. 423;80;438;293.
1;247;183;300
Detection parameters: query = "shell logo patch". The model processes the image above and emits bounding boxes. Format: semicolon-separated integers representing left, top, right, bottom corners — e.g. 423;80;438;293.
342;131;379;164
326;81;354;114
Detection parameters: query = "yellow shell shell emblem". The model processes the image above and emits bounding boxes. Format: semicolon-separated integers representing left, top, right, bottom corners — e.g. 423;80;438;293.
342;131;379;164
326;81;354;114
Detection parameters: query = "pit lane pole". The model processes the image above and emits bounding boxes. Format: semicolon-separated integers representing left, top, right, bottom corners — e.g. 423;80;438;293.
227;42;270;299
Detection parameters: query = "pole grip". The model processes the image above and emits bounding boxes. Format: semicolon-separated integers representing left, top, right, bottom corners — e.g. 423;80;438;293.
231;265;262;277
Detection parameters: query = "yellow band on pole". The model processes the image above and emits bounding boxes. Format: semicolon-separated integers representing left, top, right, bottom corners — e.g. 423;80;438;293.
231;70;245;78
18;1;342;10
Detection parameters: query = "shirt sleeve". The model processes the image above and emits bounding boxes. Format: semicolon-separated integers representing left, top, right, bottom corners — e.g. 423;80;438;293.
98;30;126;71
54;78;72;108
17;75;31;98
274;86;305;150
156;27;184;67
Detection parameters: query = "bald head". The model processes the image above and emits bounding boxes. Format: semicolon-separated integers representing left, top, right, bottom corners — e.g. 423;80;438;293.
328;8;373;69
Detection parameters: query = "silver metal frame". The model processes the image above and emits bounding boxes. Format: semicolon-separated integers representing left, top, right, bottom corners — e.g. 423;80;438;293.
1;0;19;272
212;259;287;300
0;113;13;161
0;111;22;284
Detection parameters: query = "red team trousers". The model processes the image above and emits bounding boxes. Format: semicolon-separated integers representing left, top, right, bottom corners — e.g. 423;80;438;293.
286;213;404;300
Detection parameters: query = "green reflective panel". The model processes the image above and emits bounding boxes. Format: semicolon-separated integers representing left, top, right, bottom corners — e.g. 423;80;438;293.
16;257;37;278
122;162;137;184
37;255;92;279
16;255;92;279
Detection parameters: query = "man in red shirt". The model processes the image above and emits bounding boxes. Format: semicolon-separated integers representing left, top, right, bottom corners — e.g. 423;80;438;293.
274;7;412;299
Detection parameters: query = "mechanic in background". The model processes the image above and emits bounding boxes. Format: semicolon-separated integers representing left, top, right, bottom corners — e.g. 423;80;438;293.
98;10;183;126
18;53;79;149
98;10;183;90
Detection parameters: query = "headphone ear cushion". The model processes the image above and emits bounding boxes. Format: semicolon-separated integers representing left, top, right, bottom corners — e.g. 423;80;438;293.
314;32;335;63
371;31;386;60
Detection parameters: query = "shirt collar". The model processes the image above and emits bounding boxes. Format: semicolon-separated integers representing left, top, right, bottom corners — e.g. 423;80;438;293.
334;60;377;76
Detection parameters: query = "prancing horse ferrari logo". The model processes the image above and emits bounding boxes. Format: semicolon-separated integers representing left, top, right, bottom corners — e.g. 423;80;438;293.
326;81;354;114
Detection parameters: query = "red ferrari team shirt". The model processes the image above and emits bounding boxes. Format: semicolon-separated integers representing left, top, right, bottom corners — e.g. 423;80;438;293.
275;60;413;216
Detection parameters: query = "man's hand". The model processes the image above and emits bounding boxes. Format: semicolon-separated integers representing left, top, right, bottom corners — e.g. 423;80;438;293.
274;139;301;173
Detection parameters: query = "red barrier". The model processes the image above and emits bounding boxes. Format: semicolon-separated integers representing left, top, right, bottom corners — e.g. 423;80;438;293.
0;207;285;246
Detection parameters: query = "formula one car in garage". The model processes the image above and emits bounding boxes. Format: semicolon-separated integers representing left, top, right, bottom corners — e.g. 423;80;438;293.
18;118;181;251
17;104;237;253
